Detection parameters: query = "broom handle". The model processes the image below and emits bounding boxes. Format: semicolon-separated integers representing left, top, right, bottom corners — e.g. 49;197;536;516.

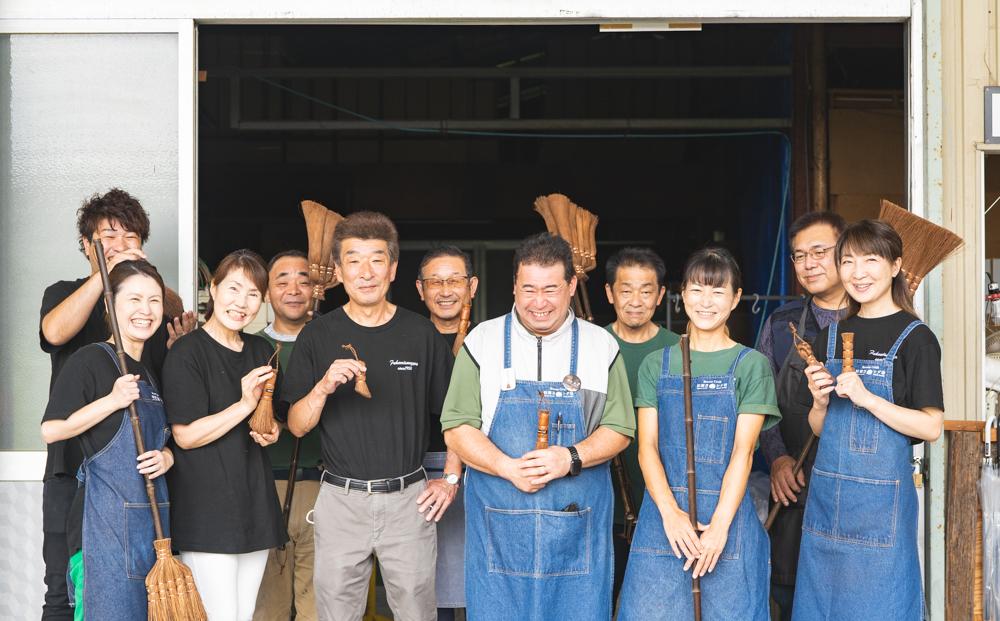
94;240;165;541
763;432;816;531
282;297;322;527
680;334;702;621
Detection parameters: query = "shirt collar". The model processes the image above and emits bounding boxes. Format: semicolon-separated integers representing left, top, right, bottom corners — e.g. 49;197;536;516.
263;323;298;342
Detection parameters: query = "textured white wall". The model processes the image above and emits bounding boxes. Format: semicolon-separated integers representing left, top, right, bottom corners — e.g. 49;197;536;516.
0;34;178;451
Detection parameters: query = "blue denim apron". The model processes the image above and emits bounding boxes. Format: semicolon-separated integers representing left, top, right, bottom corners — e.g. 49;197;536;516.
618;346;770;621
78;343;170;619
792;321;923;620
465;314;613;621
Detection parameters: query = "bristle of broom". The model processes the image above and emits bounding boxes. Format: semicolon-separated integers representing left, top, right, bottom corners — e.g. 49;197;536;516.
147;538;207;621
301;200;330;281
879;199;964;293
249;347;280;435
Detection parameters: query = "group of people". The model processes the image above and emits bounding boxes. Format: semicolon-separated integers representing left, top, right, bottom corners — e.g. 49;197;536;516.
37;188;943;621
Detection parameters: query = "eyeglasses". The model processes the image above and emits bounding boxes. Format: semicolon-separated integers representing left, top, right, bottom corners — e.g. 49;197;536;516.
790;245;836;264
421;276;469;291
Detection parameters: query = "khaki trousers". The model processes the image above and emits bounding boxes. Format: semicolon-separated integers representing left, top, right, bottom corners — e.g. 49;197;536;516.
253;479;321;621
313;479;437;621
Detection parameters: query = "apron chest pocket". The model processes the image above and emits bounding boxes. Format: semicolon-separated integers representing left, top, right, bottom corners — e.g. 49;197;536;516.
486;507;591;577
124;502;170;580
803;469;898;548
695;415;728;465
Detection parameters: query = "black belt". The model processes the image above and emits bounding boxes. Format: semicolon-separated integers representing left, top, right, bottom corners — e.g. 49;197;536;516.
321;467;426;493
273;467;323;482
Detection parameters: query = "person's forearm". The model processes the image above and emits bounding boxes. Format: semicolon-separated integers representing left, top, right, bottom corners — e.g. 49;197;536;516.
808;404;827;436
444;448;463;474
444;425;510;477
638;436;680;513
288;384;328;437
860;395;943;442
40;395;120;444
711;443;754;529
575;426;630;468
41;274;102;346
759;425;789;466
171;400;253;449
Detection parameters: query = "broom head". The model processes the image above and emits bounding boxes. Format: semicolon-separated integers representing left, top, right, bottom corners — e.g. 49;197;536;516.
301;200;330;282
879;199;964;295
249;345;280;435
146;538;207;621
533;195;559;235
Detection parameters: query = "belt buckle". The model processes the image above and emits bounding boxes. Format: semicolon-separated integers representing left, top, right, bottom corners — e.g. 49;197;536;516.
366;479;374;494
398;475;405;492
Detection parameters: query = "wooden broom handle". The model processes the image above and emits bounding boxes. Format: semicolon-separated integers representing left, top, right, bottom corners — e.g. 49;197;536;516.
680;334;702;621
94;240;166;540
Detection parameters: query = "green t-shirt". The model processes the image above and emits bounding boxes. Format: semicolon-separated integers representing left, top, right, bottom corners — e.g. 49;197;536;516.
635;344;781;431
604;323;680;524
258;329;323;470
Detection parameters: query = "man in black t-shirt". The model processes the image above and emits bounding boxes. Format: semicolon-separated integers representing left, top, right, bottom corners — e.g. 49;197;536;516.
37;188;194;620
285;212;455;621
415;246;476;619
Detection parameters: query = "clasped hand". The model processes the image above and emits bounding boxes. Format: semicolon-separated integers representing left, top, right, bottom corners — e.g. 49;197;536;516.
501;446;571;493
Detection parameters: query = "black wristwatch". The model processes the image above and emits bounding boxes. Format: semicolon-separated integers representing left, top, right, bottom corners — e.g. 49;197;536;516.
567;446;582;476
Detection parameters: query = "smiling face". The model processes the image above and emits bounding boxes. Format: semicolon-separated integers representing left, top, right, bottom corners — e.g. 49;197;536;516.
114;273;163;345
266;255;311;323
335;237;398;307
209;268;264;331
838;248;901;307
605;264;666;330
82;218;142;269
513;262;576;337
417;255;479;323
681;279;741;333
791;222;841;297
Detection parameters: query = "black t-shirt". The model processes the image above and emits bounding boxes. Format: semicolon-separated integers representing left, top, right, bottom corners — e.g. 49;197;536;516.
282;306;453;480
43;343;157;555
162;329;286;553
803;310;944;422
39;277;169;480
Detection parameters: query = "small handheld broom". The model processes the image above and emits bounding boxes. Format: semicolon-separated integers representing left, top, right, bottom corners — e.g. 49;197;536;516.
249;344;281;436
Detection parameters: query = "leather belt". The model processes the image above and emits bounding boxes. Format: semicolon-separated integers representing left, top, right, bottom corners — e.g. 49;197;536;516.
321;467;426;494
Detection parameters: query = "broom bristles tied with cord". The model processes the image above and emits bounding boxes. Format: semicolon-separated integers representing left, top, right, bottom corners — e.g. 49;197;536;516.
878;199;963;295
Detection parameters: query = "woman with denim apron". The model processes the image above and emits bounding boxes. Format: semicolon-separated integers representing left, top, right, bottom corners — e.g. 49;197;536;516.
40;261;173;620
793;220;944;620
618;248;779;621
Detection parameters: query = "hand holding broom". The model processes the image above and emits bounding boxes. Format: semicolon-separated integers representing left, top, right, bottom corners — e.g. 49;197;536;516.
249;344;281;436
93;240;207;621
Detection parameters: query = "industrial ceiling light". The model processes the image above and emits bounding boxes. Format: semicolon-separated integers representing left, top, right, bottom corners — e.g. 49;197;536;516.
599;22;702;33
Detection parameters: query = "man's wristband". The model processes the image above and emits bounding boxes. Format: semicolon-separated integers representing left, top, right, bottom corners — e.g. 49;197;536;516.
567;446;582;476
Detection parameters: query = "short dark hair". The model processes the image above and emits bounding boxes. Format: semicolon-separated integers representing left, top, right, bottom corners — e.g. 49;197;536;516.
106;260;166;333
206;249;268;320
681;246;742;293
267;249;307;273
418;245;473;280
788;211;847;244
513;233;574;282
76;188;151;255
333;211;400;264
605;247;667;288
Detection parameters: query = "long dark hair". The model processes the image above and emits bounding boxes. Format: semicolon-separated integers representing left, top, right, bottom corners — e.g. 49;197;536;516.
835;219;916;319
206;249;268;320
105;260;166;333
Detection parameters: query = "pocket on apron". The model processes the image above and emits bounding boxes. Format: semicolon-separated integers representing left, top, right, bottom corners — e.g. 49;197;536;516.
485;507;592;577
849;404;881;454
803;468;898;548
694;415;729;465
124;502;170;580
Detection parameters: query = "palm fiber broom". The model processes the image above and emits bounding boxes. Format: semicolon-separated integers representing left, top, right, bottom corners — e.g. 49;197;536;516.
879;199;964;295
249;344;282;435
93;240;207;621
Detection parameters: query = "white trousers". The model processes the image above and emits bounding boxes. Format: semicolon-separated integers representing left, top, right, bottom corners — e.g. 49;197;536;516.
181;549;270;621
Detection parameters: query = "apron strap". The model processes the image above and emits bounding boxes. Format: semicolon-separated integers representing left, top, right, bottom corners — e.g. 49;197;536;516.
886;320;923;361
727;347;752;376
660;342;673;379
503;313;513;370
826;322;840;360
568;317;579;378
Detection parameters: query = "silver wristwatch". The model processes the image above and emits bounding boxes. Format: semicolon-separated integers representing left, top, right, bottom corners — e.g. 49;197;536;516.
444;472;460;485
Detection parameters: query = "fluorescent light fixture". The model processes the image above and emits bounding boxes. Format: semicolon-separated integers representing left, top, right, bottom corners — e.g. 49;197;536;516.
600;22;702;33
987;87;1000;144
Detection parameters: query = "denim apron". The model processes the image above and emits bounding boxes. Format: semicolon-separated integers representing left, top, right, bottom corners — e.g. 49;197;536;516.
618;346;770;621
78;343;170;619
792;321;923;620
465;314;613;621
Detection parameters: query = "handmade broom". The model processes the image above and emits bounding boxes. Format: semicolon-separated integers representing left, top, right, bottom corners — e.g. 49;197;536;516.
93;240;207;621
249;344;281;436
